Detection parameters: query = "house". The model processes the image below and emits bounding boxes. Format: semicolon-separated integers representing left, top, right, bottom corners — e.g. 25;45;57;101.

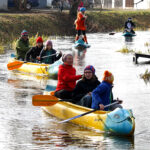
0;0;8;10
102;0;150;9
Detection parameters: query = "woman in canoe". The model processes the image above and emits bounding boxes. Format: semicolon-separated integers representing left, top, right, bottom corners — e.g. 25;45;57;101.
38;40;62;64
74;7;88;44
54;54;82;99
72;65;100;107
92;70;122;111
25;37;43;62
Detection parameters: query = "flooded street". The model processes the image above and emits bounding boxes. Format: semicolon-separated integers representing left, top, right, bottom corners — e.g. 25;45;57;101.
0;31;150;150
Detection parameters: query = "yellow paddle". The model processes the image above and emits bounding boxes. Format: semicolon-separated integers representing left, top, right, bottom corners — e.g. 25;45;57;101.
7;61;24;70
32;95;60;106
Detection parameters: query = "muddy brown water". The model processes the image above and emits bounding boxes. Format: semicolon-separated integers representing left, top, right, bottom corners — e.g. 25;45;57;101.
0;31;150;150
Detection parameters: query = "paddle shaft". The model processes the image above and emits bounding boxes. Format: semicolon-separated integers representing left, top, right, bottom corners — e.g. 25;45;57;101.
41;53;59;58
59;101;119;123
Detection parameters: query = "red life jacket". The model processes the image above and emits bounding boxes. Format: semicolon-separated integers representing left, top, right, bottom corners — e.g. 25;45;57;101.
56;64;82;91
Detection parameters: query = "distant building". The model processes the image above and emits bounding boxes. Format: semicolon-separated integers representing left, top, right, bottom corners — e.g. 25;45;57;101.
103;0;150;9
38;0;47;8
0;0;8;10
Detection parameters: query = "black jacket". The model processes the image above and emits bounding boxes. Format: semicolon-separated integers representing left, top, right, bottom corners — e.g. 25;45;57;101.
72;77;100;103
39;48;62;64
125;21;135;29
25;46;43;62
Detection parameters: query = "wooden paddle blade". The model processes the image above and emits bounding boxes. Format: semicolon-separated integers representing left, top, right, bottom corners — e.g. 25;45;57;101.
7;61;24;70
32;95;59;106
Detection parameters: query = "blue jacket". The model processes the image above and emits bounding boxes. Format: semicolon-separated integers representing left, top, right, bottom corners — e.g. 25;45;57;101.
91;81;112;111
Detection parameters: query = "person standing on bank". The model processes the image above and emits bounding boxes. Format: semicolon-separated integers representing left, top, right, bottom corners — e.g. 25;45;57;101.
15;30;30;61
74;7;88;44
54;54;82;100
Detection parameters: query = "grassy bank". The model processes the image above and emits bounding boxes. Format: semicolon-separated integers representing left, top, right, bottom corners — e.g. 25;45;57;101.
1;10;150;47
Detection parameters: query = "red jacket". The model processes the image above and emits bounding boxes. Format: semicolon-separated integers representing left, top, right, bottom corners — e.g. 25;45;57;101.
56;64;82;91
75;12;86;31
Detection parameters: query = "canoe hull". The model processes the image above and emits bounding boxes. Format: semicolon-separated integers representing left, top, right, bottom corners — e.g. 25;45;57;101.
73;39;90;50
123;32;136;37
8;54;61;79
43;91;135;136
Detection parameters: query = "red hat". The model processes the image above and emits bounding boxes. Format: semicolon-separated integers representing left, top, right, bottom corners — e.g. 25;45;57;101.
102;70;114;84
36;37;43;43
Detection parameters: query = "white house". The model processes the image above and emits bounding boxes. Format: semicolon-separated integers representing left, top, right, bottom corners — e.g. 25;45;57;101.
0;0;8;10
102;0;150;9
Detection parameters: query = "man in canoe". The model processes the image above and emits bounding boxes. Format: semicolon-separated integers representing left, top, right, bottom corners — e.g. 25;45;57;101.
38;40;62;64
72;65;100;107
54;54;82;99
124;18;135;34
15;30;30;61
92;71;122;111
25;37;43;62
75;7;88;44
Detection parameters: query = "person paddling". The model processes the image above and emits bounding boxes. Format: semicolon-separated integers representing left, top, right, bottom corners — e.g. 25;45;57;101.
74;7;88;44
25;37;43;62
15;30;30;61
124;18;135;34
72;65;100;107
38;40;62;64
92;70;122;111
54;54;82;99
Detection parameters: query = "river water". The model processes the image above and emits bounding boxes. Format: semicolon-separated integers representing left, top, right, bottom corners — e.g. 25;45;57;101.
0;31;150;150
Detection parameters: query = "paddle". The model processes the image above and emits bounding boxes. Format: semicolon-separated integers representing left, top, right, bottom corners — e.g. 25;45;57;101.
32;95;73;106
59;101;119;124
7;53;59;71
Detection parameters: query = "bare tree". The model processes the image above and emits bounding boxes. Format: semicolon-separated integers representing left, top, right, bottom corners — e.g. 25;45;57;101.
13;0;28;11
69;0;81;17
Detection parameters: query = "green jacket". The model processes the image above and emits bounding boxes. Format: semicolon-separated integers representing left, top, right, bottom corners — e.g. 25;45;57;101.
16;38;30;60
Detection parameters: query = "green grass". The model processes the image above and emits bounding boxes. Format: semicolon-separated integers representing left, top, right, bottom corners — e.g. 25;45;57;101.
117;47;134;53
140;69;150;81
1;10;150;48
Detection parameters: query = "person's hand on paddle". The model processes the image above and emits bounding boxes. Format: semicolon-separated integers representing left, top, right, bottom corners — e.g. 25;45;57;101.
36;56;40;60
116;98;123;104
59;51;62;56
99;104;105;110
88;92;92;96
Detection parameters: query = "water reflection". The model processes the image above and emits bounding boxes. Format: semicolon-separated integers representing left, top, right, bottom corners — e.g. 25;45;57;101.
1;31;150;150
125;36;133;42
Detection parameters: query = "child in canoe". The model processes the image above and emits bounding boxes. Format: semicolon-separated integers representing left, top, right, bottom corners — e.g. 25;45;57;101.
74;7;88;44
25;37;43;62
72;65;100;107
54;54;82;100
92;70;122;111
38;40;62;64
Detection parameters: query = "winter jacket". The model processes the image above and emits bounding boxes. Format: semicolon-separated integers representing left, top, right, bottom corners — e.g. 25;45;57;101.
72;77;100;103
56;64;82;92
125;21;135;29
91;81;113;111
15;38;30;60
25;45;43;62
39;48;62;64
75;12;86;31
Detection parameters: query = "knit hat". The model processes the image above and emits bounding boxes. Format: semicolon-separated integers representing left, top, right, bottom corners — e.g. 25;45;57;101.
80;7;86;12
45;40;53;47
21;30;28;36
62;54;73;62
102;70;114;84
36;37;43;43
84;65;95;74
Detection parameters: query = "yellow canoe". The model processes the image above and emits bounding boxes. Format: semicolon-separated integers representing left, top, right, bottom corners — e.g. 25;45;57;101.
42;89;135;136
8;54;62;79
